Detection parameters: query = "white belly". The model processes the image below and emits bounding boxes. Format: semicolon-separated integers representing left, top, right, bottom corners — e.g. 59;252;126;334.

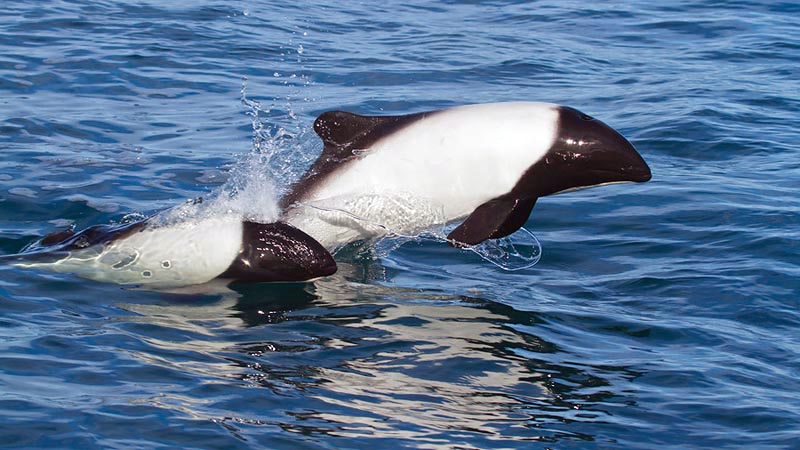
23;217;243;288
287;102;559;249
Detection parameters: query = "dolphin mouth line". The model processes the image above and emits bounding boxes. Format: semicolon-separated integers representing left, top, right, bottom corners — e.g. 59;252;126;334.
555;181;633;195
590;167;652;183
1;250;71;267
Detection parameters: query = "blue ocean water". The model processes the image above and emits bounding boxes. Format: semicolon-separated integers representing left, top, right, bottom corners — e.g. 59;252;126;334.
1;0;798;448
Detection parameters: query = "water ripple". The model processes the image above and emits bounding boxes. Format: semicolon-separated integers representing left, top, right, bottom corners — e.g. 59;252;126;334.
1;0;800;448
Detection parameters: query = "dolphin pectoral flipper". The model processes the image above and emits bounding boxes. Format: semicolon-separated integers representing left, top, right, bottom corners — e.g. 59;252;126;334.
447;196;537;247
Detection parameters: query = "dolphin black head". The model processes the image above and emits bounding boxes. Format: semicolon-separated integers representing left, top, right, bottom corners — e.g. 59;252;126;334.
0;220;147;266
523;106;651;197
0;220;150;280
38;221;146;251
220;221;337;283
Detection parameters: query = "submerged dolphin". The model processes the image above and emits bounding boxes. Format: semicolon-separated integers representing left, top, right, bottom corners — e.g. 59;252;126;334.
2;217;337;287
281;102;651;250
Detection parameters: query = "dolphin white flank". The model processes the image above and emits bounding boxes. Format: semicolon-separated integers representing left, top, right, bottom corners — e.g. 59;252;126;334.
280;102;652;250
3;216;337;288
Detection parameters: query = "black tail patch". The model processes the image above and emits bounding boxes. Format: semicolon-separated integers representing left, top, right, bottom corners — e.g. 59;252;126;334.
220;221;337;282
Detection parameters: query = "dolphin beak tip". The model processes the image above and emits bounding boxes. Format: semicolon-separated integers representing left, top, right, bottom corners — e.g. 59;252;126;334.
635;162;652;182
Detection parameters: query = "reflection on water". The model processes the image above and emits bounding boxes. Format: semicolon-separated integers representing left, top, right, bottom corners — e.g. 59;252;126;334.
108;266;638;446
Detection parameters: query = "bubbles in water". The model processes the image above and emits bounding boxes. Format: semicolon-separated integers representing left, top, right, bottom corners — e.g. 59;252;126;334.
74;236;90;249
120;212;147;224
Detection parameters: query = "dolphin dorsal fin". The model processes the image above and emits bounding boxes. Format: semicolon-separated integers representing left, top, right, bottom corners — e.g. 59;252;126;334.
280;109;433;210
313;110;430;155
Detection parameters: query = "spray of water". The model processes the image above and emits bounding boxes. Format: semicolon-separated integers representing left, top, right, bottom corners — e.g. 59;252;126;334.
151;79;301;227
300;195;542;271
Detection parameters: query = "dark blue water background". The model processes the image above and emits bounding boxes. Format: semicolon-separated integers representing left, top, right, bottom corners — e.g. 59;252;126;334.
1;1;798;448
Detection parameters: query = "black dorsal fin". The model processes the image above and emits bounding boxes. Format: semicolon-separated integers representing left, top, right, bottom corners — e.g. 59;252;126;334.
313;111;376;149
280;109;434;210
313;110;429;152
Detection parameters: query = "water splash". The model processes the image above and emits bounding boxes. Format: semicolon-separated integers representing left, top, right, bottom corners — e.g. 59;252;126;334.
150;81;296;227
300;193;448;240
300;197;542;271
239;78;317;190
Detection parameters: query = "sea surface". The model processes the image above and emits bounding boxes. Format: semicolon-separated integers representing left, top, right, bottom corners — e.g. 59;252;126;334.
1;1;798;448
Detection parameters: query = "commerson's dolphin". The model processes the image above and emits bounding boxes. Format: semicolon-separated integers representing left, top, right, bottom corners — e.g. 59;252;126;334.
2;217;337;287
3;101;650;287
281;102;651;250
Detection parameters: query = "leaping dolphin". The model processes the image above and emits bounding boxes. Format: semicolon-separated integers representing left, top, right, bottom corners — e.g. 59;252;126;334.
281;102;651;250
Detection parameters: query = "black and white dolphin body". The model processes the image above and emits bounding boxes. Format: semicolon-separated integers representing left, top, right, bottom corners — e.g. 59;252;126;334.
5;101;650;287
281;102;651;250
4;216;337;287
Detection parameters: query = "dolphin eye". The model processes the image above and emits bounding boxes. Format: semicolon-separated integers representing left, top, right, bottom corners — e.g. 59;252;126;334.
579;113;594;121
